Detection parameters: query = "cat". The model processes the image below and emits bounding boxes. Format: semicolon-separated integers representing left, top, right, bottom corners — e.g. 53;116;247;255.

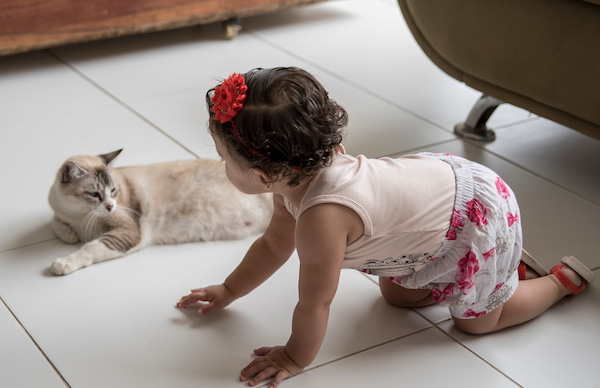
48;149;273;275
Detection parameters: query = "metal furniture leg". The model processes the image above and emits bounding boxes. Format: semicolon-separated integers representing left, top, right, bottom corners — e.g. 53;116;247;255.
454;94;503;141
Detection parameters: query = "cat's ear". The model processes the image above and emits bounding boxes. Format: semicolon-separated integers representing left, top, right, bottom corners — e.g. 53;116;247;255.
99;149;123;166
61;162;87;183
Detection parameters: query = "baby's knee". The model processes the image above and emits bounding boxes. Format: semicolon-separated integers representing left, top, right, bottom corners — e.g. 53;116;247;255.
452;306;504;335
452;318;490;335
379;277;435;308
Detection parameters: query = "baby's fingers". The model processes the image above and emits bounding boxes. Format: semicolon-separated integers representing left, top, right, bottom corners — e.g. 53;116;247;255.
197;302;220;315
253;347;274;356
269;370;291;388
248;366;280;387
177;290;210;307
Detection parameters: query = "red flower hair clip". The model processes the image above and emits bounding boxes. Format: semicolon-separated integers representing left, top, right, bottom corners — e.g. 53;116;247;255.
210;71;302;171
210;73;262;155
211;73;248;123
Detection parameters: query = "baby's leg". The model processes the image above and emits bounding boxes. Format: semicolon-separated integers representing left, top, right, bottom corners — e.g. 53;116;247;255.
452;265;583;334
379;277;435;308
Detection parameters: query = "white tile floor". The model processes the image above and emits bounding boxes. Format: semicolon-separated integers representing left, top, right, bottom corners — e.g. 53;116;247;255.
1;0;599;387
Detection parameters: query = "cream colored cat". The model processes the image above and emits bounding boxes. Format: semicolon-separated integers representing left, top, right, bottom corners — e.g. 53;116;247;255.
48;150;273;275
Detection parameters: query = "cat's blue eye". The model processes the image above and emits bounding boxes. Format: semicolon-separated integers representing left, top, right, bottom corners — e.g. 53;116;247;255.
88;192;100;198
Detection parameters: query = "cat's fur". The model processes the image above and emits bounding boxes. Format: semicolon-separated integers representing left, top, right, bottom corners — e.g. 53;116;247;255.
48;150;273;275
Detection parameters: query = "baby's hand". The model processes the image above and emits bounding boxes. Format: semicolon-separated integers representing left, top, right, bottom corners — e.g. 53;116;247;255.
176;284;236;315
240;346;304;388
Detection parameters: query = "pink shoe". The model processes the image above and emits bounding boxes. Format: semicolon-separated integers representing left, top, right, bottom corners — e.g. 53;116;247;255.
549;256;595;295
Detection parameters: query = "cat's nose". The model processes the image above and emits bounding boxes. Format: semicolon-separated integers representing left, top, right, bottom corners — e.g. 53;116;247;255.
106;204;114;212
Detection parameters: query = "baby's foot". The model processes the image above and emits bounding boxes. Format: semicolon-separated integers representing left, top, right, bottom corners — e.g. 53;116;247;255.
524;267;542;280
549;264;583;295
520;249;548;280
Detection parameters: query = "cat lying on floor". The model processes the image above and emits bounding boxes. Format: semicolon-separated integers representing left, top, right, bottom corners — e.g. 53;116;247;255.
48;149;273;275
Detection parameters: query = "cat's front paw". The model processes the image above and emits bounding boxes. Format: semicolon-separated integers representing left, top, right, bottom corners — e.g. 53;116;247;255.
51;258;80;275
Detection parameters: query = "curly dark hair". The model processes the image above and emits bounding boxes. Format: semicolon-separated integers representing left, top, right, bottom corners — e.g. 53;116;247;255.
206;67;348;186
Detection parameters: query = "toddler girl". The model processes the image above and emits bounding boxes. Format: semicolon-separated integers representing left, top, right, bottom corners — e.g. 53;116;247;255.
177;67;594;388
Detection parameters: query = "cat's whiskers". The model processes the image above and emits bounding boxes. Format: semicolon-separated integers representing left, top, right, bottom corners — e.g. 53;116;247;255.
81;210;100;242
80;212;94;242
119;204;141;217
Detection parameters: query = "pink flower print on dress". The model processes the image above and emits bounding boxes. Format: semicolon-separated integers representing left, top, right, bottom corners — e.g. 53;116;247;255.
493;282;505;293
466;198;488;227
432;283;455;303
450;209;465;229
483;247;496;262
456;251;480;294
446;229;457;240
463;309;486;318
446;209;465;240
495;177;510;200
507;212;519;226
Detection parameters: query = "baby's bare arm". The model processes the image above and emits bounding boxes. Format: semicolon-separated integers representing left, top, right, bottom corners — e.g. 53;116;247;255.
178;195;296;312
240;203;356;387
223;194;296;299
285;204;350;366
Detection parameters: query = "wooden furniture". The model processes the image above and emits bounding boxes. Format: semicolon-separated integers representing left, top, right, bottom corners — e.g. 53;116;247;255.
0;0;324;56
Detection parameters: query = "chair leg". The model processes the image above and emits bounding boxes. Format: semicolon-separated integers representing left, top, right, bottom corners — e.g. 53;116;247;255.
454;94;503;141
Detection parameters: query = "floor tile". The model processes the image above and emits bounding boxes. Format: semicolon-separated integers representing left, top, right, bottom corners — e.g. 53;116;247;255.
439;268;600;388
412;140;600;273
243;0;533;132
0;237;430;388
487;118;600;205
51;26;227;101
127;66;456;159
413;304;453;325
124;89;217;159
0;105;194;252
0;51;114;129
54;22;454;159
3;0;598;386
279;327;519;388
0;300;65;388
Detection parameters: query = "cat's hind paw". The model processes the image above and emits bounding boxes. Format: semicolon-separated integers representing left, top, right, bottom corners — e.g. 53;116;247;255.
51;258;80;275
59;230;80;244
51;218;80;244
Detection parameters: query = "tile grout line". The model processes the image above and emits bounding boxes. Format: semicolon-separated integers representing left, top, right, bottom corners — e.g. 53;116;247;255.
254;326;435;388
249;25;540;142
244;29;457;137
382;138;459;158
43;49;200;160
492;115;541;130
246;28;600;208
254;272;439;388
461;137;600;208
389;135;600;208
0;296;72;387
27;26;594;388
350;271;537;387
0;237;59;255
433;326;524;387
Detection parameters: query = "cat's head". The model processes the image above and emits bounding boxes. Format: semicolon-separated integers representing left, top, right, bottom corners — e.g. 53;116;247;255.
50;149;123;216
